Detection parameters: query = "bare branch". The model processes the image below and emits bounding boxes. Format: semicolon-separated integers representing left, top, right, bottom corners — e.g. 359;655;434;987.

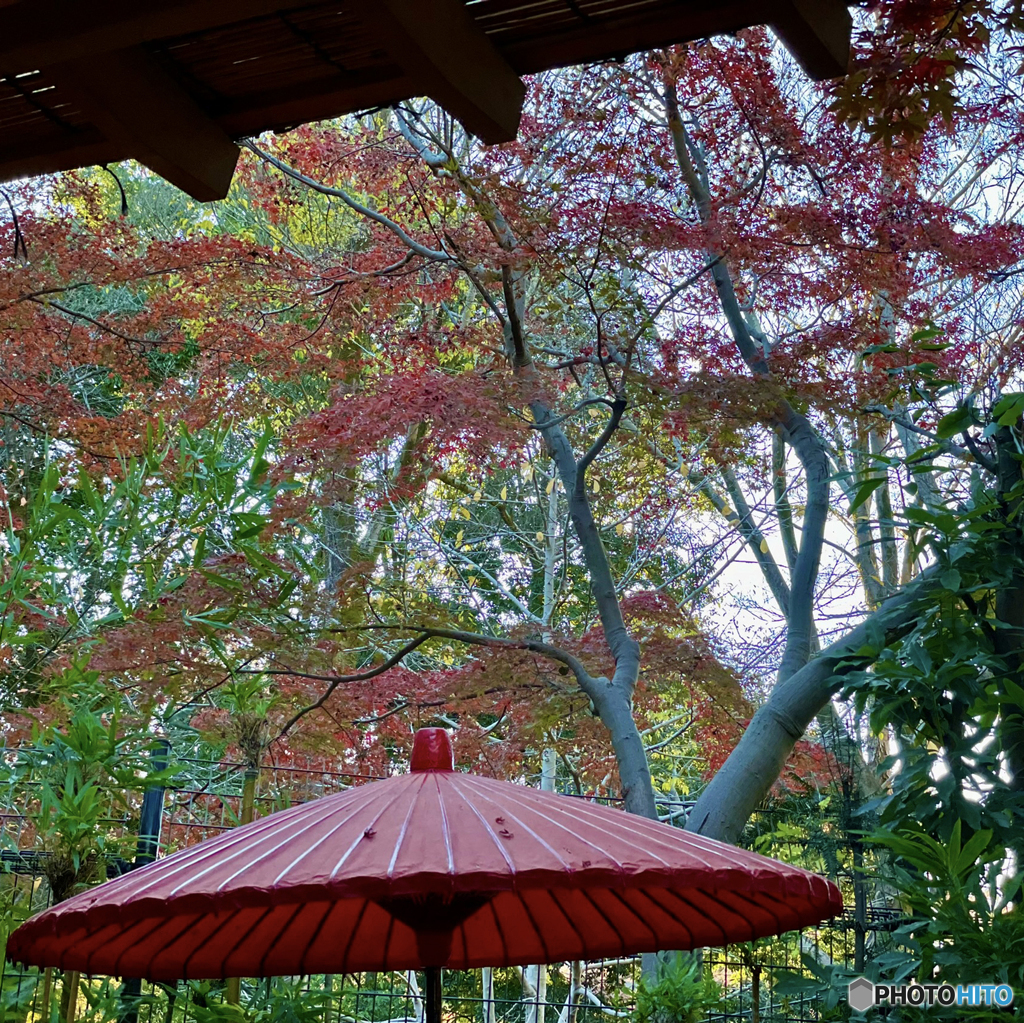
267;625;598;740
526;398;617;430
417;626;596;692
244;139;453;263
271;634;432;736
502;263;529;366
576;397;626;484
772;432;800;573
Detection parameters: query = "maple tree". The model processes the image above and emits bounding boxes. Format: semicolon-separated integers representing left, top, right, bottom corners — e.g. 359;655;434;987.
639;35;1024;842
830;0;1024;144
0;156;743;807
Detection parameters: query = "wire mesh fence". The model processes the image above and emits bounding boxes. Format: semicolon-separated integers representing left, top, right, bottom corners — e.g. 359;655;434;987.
0;750;881;1023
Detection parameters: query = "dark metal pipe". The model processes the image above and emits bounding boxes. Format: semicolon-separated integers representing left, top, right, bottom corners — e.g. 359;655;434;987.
425;968;442;1023
120;740;169;1023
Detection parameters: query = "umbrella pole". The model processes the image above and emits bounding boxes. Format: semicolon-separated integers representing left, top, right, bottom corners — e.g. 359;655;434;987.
424;968;442;1023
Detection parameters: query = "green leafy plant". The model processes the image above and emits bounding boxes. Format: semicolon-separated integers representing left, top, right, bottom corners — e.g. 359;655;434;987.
868;821;1023;997
634;954;722;1023
841;469;1024;853
0;971;39;1023
187;980;332;1023
773;953;862;1018
0;703;179;902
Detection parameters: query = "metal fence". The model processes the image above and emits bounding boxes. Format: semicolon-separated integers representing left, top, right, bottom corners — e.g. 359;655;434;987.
0;752;881;1023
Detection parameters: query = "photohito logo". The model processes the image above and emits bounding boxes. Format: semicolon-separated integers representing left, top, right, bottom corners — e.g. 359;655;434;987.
848;978;1015;1012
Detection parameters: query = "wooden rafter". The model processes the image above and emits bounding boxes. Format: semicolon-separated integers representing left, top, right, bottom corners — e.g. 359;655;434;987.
768;0;852;81
0;0;316;72
46;49;238;201
364;0;526;143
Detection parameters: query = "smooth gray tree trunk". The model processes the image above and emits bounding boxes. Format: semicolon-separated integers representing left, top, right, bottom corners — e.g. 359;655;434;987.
685;570;938;842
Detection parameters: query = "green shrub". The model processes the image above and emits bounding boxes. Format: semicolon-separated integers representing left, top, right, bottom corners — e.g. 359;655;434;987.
634;955;721;1023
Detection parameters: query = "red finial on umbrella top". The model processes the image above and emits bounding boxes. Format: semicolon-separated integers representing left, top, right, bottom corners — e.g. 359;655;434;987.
409;728;453;772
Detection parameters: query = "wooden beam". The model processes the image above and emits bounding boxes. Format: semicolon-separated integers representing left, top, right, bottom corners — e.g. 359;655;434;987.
0;134;126;187
496;0;850;81
47;49;239;201
364;0;525;143
769;0;851;79
0;0;317;73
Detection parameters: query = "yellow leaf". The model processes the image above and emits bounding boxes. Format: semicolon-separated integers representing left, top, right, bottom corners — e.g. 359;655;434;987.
588;407;600;418
615;523;624;535
546;479;555;494
468;576;478;587
473;490;482;501
722;505;734;518
459;507;471;520
500;486;508;501
456;530;464;544
592;479;600;493
759;538;769;554
536;531;545;542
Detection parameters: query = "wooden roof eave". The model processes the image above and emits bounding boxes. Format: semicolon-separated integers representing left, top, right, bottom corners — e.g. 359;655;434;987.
0;0;851;201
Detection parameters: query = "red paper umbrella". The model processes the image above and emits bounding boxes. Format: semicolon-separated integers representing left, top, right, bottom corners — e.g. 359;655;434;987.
9;729;841;1020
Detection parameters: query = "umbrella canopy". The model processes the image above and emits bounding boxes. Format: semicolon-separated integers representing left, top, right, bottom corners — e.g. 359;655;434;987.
9;729;841;982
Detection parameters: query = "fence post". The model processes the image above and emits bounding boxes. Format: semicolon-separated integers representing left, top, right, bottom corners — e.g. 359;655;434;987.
119;740;170;1023
481;968;495;1023
853;840;866;972
524;750;555;1023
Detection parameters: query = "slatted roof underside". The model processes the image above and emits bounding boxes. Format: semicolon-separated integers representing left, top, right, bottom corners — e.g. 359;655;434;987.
0;0;851;199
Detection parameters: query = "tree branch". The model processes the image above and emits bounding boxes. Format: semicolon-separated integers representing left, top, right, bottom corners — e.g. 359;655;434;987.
772;432;799;573
269;626;599;739
398;121;655;819
32;298;161;351
721;465;792;618
686;564;940;843
502;263;529;366
417;626;596;691
272;634;432;736
244;140;453;263
576;397;626;484
664;73;829;684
